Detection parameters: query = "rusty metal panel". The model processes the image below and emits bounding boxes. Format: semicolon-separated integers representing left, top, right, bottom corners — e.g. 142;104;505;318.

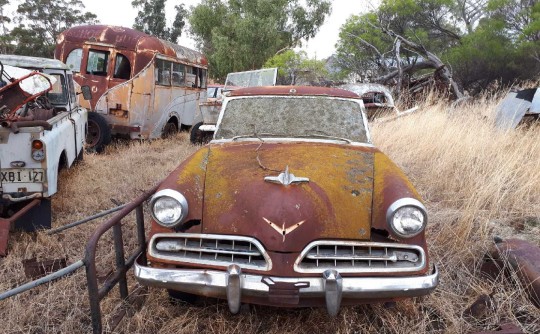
148;148;210;237
371;151;422;238
23;257;67;279
489;238;540;308
201;142;374;253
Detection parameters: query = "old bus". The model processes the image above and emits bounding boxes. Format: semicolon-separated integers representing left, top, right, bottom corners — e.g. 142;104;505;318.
55;25;208;151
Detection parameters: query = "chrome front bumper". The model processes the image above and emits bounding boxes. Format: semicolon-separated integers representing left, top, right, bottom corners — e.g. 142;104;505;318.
134;258;439;315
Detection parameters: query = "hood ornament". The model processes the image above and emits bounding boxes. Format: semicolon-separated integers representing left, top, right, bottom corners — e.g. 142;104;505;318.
263;218;306;242
264;166;309;186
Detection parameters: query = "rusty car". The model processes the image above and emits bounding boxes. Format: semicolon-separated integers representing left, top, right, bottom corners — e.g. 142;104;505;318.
55;25;208;151
134;86;439;315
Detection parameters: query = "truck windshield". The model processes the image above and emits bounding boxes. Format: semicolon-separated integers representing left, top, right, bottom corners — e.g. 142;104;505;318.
215;96;368;143
47;74;67;105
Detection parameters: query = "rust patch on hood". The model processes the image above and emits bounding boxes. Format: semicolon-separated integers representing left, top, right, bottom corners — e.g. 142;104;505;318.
202;141;376;252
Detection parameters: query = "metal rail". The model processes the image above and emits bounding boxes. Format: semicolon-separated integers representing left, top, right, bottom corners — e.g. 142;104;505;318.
84;185;157;333
0;185;158;333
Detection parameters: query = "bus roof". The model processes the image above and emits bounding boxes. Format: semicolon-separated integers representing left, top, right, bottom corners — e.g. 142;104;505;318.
0;54;69;70
57;25;207;67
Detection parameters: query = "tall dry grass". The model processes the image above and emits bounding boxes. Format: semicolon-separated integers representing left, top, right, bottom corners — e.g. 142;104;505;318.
0;96;539;333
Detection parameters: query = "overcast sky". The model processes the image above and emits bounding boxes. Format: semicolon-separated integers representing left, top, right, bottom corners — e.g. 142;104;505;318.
6;0;380;59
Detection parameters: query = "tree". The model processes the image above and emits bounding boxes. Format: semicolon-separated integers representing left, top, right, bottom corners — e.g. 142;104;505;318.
132;0;187;43
335;0;539;96
264;50;329;85
189;0;332;80
0;0;12;53
10;0;97;57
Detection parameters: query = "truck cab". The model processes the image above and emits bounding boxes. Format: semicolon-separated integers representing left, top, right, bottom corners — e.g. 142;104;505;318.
0;55;88;255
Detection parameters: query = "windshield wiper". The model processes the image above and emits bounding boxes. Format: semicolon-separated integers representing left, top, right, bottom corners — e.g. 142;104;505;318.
293;133;352;144
231;133;284;141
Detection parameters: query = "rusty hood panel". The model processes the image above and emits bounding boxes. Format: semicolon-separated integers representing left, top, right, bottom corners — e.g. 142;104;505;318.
202;141;375;252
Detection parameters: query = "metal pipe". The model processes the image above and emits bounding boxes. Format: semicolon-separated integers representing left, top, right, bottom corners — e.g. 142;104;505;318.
47;204;128;235
113;223;129;299
0;260;84;301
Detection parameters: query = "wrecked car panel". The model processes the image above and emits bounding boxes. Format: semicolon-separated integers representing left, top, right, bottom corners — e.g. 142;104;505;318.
340;83;396;118
495;88;540;128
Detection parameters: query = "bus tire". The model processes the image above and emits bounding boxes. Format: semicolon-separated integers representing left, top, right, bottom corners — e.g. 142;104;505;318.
86;112;111;153
162;122;178;138
190;122;212;145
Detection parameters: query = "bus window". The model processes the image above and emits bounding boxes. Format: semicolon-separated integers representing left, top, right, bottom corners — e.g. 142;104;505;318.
172;62;185;86
87;50;110;76
113;53;131;80
66;48;83;72
185;65;196;87
155;59;171;86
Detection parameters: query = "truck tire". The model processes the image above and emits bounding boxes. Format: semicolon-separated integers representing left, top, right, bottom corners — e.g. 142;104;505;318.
190;122;213;145
86;112;111;153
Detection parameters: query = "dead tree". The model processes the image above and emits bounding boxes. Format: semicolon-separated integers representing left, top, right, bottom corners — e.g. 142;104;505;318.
376;26;464;99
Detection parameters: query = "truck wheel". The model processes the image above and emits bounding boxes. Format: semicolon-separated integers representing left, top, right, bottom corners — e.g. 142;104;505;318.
162;122;178;138
190;122;213;145
86;112;111;153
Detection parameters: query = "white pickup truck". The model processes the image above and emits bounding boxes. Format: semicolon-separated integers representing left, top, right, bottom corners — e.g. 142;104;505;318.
0;55;88;254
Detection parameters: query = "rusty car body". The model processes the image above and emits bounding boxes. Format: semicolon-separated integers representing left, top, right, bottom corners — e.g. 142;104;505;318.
55;25;208;151
134;86;438;315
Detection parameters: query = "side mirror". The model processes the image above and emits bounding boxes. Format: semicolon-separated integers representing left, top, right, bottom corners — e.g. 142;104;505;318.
81;85;92;100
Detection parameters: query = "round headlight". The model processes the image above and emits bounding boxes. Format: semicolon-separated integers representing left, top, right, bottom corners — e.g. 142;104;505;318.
386;198;427;238
150;189;188;228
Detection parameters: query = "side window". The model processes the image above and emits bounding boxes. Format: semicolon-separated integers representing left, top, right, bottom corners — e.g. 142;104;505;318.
171;62;185;86
87;50;110;76
185;65;196;87
65;48;83;72
113;53;131;80
47;74;67;105
155;59;171;86
66;73;77;105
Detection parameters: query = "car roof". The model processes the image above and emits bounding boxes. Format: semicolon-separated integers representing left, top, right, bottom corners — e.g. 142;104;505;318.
0;54;69;70
228;86;361;99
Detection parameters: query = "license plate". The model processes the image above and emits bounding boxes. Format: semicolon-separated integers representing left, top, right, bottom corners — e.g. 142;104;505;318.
0;169;46;183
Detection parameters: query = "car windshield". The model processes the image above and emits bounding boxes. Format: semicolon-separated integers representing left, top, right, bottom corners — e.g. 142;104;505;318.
215;96;369;143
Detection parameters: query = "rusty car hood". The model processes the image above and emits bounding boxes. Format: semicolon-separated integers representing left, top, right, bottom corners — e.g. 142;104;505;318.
202;141;375;252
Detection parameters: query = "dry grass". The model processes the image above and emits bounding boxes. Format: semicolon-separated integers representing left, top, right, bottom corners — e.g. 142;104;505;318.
1;97;539;333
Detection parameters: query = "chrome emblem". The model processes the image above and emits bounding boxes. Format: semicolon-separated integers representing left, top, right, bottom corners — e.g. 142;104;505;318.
264;166;309;186
263;217;306;242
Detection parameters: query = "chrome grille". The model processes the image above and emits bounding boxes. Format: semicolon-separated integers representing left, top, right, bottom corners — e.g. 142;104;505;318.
149;233;271;271
294;241;425;273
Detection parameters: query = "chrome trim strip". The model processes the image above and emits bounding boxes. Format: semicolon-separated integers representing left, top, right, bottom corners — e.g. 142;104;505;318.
148;233;272;271
294;241;426;274
211;138;375;147
134;258;439;314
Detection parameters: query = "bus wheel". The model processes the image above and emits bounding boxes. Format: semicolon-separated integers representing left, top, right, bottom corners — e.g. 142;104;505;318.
190;122;213;145
162;122;178;138
86;112;111;153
